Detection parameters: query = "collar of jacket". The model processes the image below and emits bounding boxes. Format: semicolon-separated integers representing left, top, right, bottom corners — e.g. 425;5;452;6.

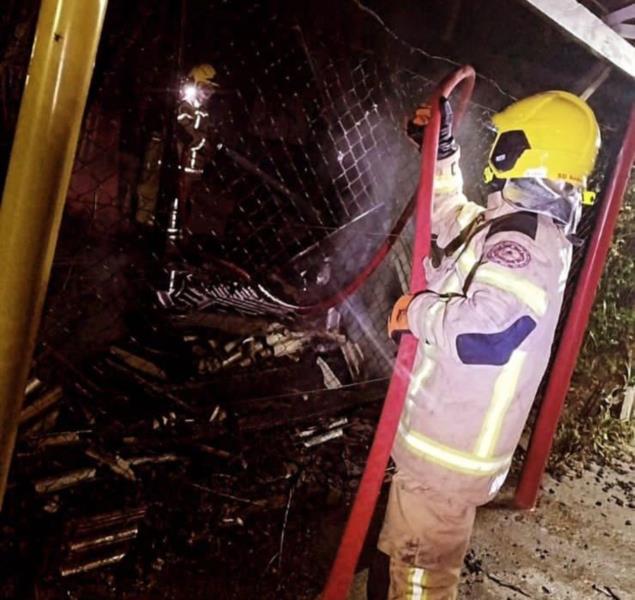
486;180;582;238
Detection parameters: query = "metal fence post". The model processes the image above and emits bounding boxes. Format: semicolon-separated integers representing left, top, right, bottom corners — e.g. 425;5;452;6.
0;0;108;508
514;106;635;509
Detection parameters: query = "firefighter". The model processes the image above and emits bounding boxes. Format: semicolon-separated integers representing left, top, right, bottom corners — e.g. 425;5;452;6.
177;63;219;176
370;91;601;599
166;63;220;244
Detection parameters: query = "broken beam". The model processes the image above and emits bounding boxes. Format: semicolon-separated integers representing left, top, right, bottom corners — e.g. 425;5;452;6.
237;380;387;433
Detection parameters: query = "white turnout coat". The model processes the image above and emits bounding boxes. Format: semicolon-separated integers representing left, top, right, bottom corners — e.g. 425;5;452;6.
392;150;573;504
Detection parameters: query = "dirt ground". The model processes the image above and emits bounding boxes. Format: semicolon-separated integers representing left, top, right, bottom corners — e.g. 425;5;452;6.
350;458;634;599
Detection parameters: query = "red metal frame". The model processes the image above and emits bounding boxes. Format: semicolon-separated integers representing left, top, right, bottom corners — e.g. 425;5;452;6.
321;65;475;600
515;106;635;509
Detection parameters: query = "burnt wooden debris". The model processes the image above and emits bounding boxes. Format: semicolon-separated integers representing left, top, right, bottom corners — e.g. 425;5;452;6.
0;308;385;598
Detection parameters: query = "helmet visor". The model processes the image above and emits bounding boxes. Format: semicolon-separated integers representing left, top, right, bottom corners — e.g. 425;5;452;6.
490;130;531;172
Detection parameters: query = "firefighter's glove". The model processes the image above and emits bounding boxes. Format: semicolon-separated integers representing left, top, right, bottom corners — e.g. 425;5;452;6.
387;293;415;342
405;97;457;159
437;96;458;159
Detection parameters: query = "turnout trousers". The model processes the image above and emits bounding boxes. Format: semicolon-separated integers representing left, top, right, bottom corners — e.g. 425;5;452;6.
373;470;476;600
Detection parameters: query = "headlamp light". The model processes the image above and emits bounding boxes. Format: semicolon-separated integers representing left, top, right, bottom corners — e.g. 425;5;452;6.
182;83;199;104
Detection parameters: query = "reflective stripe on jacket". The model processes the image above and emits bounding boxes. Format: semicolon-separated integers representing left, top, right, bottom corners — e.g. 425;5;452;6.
391;150;572;504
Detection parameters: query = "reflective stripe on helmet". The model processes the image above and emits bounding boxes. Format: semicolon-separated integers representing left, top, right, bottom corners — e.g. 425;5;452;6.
474;350;527;457
397;424;513;476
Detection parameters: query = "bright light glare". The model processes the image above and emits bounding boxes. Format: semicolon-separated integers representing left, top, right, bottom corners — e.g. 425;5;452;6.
182;83;199;104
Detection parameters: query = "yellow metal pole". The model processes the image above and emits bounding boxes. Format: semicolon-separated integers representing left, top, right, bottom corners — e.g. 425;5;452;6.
0;0;108;507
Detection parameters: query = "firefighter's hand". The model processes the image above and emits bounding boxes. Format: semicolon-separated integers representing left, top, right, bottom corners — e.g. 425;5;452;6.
405;104;432;147
405;97;457;158
387;293;415;342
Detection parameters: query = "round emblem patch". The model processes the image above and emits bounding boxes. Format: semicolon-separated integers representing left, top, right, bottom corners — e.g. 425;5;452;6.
486;240;531;269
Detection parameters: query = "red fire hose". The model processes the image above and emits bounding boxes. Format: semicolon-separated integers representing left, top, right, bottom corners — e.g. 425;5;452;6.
321;65;476;600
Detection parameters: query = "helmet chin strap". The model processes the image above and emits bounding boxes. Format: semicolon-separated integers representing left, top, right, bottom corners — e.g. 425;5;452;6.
501;178;583;238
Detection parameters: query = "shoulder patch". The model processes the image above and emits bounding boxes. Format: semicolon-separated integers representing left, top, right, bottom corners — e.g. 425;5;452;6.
486;211;537;241
486;240;531;268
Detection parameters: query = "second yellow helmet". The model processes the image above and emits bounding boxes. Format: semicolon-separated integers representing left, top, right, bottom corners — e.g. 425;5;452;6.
188;64;218;86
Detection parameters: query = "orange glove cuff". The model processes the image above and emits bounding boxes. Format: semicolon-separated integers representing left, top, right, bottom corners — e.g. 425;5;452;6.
387;293;416;341
412;104;432;126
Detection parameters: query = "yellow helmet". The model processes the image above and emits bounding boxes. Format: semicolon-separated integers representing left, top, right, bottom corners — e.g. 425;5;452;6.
484;91;600;187
188;64;218;86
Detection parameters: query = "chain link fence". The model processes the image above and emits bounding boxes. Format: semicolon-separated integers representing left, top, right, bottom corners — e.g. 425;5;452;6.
0;0;630;597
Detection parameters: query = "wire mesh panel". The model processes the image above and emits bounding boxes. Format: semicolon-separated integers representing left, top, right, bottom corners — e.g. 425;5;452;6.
0;0;631;598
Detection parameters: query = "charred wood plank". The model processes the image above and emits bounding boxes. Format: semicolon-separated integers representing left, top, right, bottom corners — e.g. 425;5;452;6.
34;468;97;494
170;311;279;336
237;380;386;433
19;386;63;424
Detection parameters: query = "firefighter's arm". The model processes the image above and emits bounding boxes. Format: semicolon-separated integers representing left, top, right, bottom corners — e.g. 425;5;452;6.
407;233;550;364
421;98;485;240
177;101;195;123
176;102;196;144
430;149;484;236
428;96;485;239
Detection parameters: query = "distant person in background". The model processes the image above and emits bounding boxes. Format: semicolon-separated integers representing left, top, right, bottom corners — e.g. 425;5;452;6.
177;63;219;176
